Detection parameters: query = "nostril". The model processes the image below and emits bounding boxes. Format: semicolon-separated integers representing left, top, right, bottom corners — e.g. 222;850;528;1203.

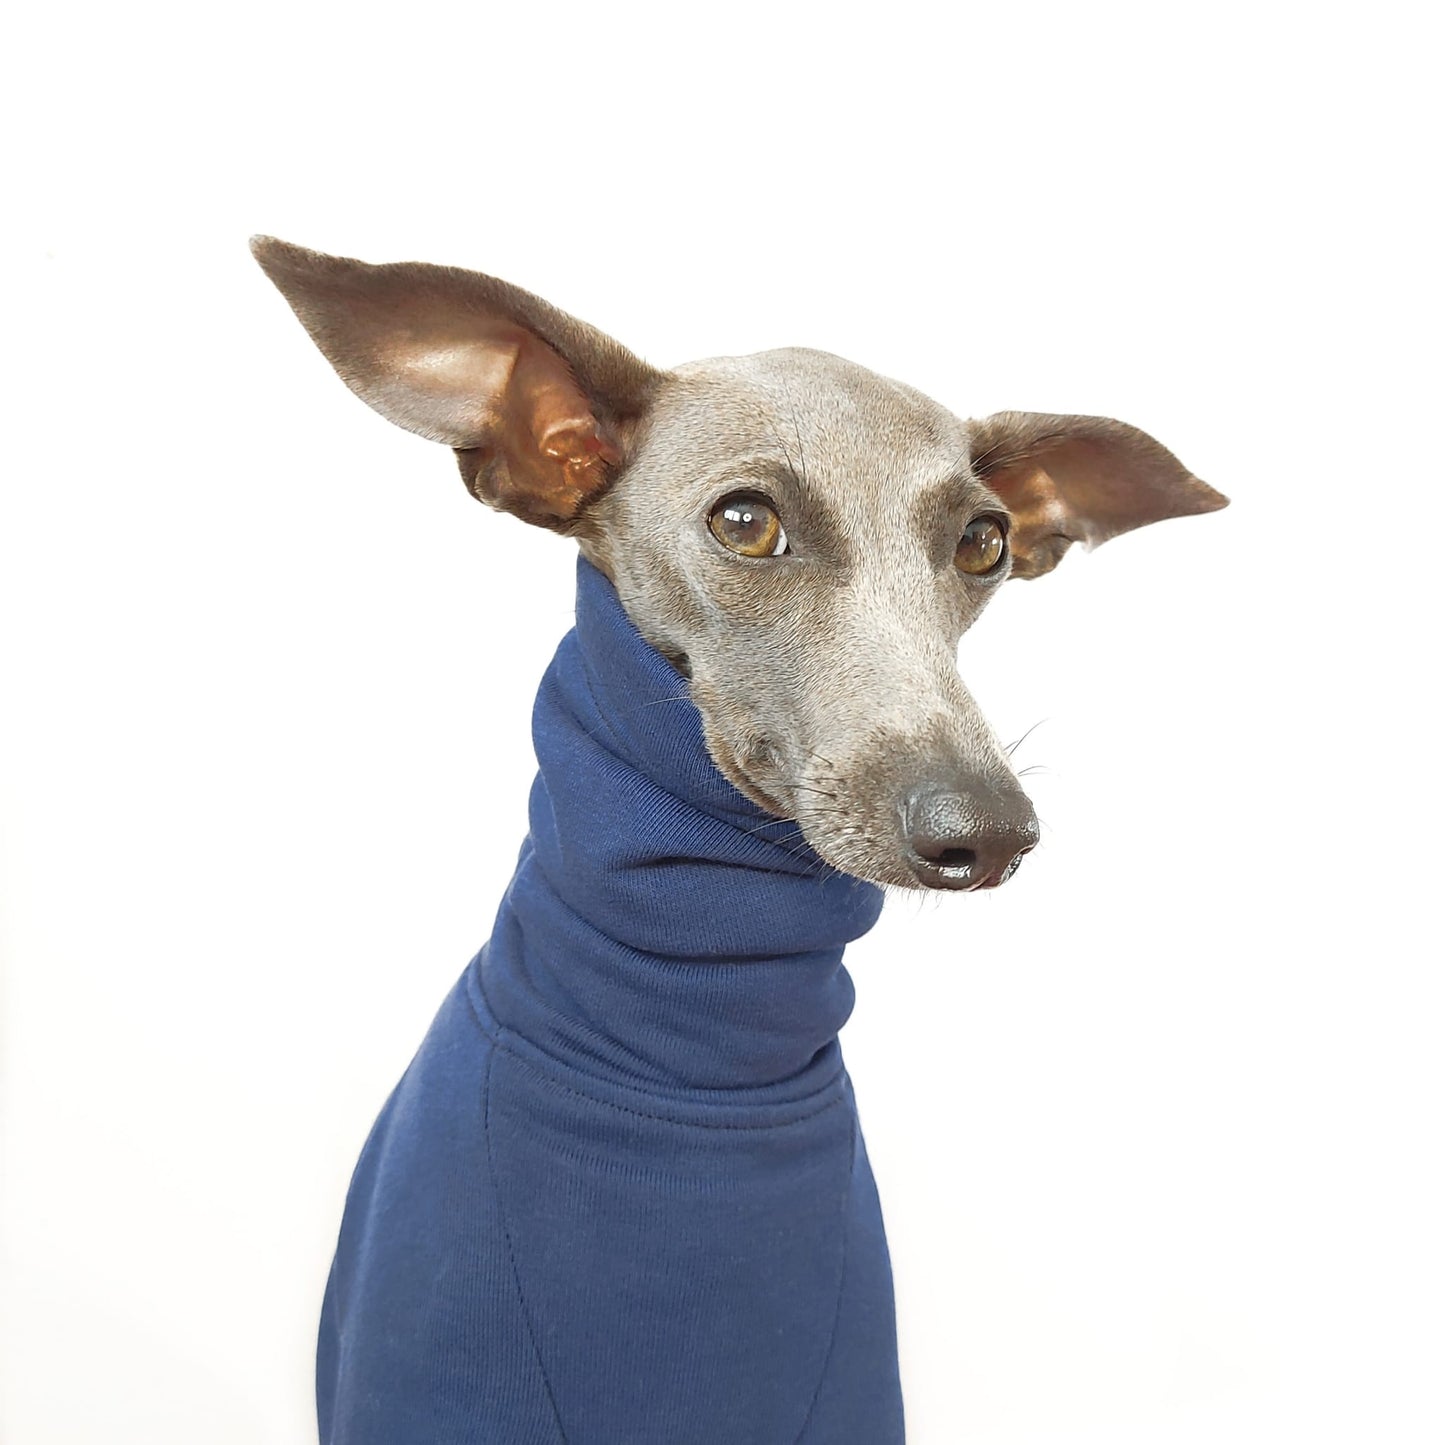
929;845;977;872
998;848;1031;884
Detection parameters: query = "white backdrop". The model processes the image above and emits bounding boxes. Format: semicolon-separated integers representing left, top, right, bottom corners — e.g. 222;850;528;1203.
3;4;1439;1442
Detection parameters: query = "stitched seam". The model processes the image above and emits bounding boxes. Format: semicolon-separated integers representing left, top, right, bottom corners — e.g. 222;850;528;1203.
482;1044;570;1445
494;1038;848;1132
792;1112;858;1444
465;977;847;1131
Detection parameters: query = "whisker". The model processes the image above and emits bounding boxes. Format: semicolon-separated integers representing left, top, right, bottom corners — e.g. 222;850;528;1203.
759;407;804;492
637;692;696;709
737;817;797;841
565;693;699;752
1006;718;1048;758
784;387;810;491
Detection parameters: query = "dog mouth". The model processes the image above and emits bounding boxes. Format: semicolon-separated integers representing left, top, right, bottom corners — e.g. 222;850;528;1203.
697;716;1038;893
707;732;794;818
700;737;910;888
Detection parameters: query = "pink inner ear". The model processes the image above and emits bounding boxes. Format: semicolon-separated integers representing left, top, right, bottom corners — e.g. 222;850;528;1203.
480;334;623;524
985;438;1160;572
987;458;1077;537
980;459;1082;580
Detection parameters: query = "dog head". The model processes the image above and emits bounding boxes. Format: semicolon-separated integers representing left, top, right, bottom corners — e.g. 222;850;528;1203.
253;237;1226;890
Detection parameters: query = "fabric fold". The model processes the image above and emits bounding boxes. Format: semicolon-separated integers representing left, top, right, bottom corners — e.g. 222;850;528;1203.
317;557;904;1445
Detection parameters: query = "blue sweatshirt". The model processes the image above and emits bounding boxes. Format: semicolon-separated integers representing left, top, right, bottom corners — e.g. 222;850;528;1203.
317;558;904;1444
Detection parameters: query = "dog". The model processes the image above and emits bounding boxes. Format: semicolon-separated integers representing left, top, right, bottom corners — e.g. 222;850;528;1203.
252;236;1226;1444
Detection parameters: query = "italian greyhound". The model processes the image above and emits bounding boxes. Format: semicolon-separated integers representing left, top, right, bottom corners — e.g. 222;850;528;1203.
252;236;1226;1444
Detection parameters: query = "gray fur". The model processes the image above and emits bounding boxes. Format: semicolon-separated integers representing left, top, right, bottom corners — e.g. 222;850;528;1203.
577;349;1029;888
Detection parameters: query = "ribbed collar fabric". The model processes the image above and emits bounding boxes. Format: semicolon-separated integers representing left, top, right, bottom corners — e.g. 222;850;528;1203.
474;557;885;1094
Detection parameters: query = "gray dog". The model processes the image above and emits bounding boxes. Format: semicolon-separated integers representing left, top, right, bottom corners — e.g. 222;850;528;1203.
254;236;1226;1444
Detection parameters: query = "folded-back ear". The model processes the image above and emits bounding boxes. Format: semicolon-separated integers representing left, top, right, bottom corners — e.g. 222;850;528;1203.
250;236;665;530
967;412;1228;580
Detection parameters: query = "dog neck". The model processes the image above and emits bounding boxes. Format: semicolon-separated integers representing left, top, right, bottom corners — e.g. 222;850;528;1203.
474;557;884;1094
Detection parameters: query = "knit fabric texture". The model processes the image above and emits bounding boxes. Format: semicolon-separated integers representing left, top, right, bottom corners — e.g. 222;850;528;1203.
317;557;904;1444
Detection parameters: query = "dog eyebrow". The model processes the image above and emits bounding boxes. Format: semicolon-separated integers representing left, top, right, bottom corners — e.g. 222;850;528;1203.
913;464;991;520
688;455;808;507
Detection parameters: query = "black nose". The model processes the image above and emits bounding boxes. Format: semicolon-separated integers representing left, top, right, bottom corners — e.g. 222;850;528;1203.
903;782;1040;891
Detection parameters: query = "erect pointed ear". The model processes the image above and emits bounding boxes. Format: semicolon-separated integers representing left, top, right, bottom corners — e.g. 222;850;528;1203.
249;236;666;530
967;412;1229;580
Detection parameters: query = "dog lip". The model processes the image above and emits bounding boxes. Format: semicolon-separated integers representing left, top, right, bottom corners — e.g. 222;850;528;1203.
709;733;795;817
704;734;791;817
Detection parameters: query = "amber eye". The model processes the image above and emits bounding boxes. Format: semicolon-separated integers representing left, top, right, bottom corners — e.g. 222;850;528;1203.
955;516;1007;576
708;493;789;558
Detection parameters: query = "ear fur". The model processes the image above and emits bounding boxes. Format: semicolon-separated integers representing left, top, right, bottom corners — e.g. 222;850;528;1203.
249;236;665;530
968;412;1228;579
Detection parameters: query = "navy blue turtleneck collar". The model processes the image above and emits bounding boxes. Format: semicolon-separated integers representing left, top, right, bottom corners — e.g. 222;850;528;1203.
472;557;884;1094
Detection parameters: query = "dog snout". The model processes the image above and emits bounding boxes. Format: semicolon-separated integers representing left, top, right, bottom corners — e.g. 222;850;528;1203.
903;782;1040;891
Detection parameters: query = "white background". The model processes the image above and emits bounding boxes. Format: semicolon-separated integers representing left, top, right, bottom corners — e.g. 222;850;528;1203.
3;3;1440;1442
